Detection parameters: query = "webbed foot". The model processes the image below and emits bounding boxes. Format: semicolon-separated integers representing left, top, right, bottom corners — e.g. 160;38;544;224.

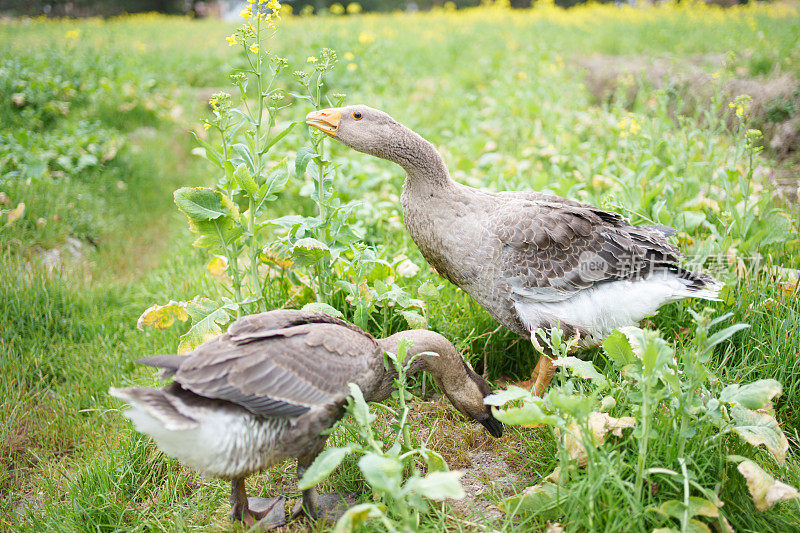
290;492;358;523
245;496;287;530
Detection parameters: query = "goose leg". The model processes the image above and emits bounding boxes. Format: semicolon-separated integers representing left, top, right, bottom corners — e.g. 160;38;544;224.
292;446;357;523
230;477;286;530
531;354;555;396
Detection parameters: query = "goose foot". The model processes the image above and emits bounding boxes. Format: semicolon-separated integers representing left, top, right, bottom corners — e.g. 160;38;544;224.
291;492;358;523
231;478;287;530
248;496;287;530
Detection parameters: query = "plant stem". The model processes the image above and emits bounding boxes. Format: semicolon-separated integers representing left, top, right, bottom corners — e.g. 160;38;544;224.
215;223;242;317
634;379;650;503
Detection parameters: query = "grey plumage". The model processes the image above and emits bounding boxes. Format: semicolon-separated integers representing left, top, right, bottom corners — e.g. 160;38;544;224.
110;309;502;526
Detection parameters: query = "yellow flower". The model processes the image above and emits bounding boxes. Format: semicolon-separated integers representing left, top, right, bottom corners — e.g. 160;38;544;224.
226;34;237;46
248;0;256;3
203;122;211;130
330;3;344;14
65;29;80;40
347;62;357;71
347;2;362;14
267;0;281;10
250;44;259;53
711;72;720;79
241;8;252;19
358;32;375;45
736;104;744;116
344;52;355;61
307;56;317;63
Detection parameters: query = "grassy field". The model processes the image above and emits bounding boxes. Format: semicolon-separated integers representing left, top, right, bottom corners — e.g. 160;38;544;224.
2;2;800;531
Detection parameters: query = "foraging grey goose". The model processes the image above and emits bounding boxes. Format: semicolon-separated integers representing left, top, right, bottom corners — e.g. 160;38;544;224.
306;105;722;393
110;309;502;529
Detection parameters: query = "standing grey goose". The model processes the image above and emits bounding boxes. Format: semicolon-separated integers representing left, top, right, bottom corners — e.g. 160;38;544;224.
306;105;721;393
110;309;502;529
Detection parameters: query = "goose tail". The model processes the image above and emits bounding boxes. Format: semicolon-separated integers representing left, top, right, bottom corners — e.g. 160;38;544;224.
109;386;199;432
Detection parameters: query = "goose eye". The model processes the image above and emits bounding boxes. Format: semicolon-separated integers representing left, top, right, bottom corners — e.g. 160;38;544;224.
353;111;362;120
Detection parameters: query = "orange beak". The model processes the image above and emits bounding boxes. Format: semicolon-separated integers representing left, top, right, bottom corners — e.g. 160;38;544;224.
305;108;342;137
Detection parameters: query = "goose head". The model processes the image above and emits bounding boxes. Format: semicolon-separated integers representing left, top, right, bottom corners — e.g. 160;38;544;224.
306;105;419;165
379;330;503;438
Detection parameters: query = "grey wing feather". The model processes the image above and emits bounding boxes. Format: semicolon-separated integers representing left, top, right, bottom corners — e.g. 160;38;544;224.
154;312;381;418
489;197;682;303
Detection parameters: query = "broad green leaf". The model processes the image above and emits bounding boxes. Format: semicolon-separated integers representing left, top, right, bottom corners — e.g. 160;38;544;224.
301;302;344;319
483;385;530;407
401;310;428;329
358;453;403;495
136;301;188;331
295;146;319;177
407;471;465;500
233;163;258;197
174;187;234;221
655;497;719;519
492;400;560;427
291;237;331;267
735;459;799;511
177;298;233;354
232;143;255;172
417;449;448;472
259;162;289;200
347;383;374;427
603;330;636;366
333;503;385;533
552;356;607;384
720;379;782;410
298;446;354;490
418;281;442;300
499;482;566;520
730;405;789;464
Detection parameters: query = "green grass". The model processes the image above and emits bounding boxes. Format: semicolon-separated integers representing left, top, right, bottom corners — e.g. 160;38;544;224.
2;3;800;532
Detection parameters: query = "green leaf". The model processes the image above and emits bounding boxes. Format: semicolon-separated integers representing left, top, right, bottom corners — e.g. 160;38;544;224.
347;383;374;427
406;471;465;500
492;400;560;427
295;146;319;177
298;446;354;490
233;163;258;197
705;323;749;349
174;187;232;221
358;453;403;495
655;497;719;519
483;385;530;407
301;302;344;319
190;131;223;168
177;298;234;354
499;482;566;520
232;143;255;172
291;237;331;267
730;405;789;464
552;356;607;384
260;121;298;155
401;310;428;329
417;449;448;472
418;281;442;300
332;503;385;533
603;330;636;366
720;379;782;410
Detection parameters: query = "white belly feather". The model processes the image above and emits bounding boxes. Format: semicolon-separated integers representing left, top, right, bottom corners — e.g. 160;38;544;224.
513;271;721;346
123;399;289;479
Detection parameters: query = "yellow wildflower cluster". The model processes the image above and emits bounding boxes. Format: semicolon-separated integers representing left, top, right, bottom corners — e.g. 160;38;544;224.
64;29;80;40
617;116;642;138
